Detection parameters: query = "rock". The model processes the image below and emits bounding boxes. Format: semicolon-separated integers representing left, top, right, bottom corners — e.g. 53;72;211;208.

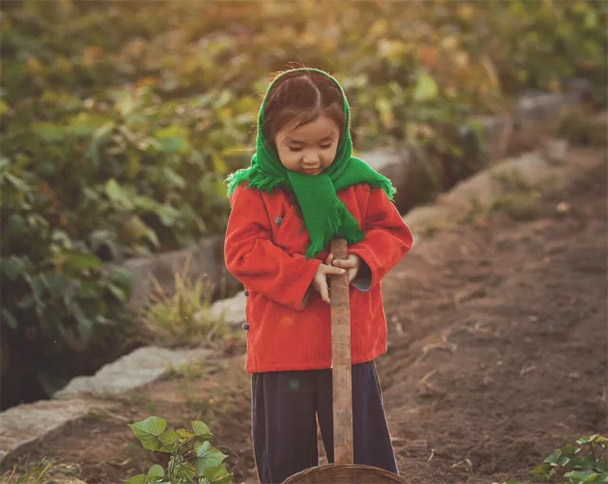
54;346;215;398
516;91;578;121
115;235;240;311
0;398;109;460
206;291;246;327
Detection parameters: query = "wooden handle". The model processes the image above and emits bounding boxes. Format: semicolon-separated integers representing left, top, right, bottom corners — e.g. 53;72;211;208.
330;237;353;465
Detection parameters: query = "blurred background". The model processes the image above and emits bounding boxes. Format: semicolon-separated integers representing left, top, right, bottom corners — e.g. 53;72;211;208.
1;0;606;411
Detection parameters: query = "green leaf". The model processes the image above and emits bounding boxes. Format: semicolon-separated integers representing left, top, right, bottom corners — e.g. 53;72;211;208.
62;251;103;273
203;463;232;483
124;474;147;484
68;113;114;137
155;125;190;154
105;179;134;210
530;462;551;476
564;470;599;482
195;441;228;475
107;283;129;303
155;204;180;226
110;268;133;292
578;435;600;445
413;72;439;103
73;303;94;340
3;172;30;192
161;166;186;189
562;444;579;457
158;430;178;446
7;214;26;237
174;462;196;482
544;449;562;465
1;308;18;330
176;428;194;439
1;256;27;280
146;464;164;481
32;122;66;142
192;421;213;440
128;416;167;451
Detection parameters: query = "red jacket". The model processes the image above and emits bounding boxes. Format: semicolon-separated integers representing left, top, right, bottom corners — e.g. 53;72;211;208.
224;181;413;373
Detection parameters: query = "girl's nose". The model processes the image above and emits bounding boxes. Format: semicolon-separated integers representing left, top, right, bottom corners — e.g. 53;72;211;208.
302;151;320;164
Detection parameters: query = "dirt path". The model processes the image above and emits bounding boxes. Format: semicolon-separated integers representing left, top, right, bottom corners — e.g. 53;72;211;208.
2;147;606;484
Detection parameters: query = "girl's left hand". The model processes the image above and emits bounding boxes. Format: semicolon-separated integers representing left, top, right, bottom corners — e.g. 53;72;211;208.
326;253;360;284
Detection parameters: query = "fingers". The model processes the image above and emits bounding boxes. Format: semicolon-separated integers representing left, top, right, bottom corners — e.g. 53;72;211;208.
332;257;357;268
321;263;346;276
326;253;334;265
319;278;330;304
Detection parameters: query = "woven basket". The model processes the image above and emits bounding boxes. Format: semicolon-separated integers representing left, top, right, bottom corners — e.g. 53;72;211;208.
282;463;406;483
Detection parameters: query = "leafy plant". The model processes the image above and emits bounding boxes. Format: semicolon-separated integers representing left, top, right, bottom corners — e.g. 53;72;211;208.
125;416;232;484
138;255;226;346
0;455;83;484
0;158;136;404
498;434;608;484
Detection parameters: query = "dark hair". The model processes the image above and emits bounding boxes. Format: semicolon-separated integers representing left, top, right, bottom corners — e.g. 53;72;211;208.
260;69;346;149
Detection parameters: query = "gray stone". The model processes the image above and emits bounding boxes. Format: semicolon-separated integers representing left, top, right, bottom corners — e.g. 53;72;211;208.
54;346;215;398
516;91;578;121
0;398;109;459
114;235;240;311
206;290;246;327
404;152;548;233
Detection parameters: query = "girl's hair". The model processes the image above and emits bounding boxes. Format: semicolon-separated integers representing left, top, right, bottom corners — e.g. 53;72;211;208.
261;69;346;148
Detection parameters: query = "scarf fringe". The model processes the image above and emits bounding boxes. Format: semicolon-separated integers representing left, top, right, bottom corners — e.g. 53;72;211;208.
226;167;288;196
304;198;365;259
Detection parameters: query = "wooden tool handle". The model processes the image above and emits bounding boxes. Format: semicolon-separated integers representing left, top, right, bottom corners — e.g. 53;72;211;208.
330;237;353;465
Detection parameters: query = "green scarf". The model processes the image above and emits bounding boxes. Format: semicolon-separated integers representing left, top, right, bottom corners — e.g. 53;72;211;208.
225;67;396;259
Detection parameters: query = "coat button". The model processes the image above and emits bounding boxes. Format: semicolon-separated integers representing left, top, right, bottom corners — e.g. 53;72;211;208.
244;290;249;297
242;322;250;331
274;216;283;226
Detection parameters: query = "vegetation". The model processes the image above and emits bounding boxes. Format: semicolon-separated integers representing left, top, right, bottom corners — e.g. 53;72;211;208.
1;0;606;405
499;434;608;484
139;255;227;347
126;416;232;484
0;455;85;484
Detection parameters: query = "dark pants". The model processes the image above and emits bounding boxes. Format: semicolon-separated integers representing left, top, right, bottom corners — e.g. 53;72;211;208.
251;360;398;484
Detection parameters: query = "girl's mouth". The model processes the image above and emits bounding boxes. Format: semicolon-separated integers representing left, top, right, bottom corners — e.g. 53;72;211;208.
302;167;320;175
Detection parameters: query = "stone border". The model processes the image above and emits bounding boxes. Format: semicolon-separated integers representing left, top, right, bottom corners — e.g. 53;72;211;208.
0;346;216;461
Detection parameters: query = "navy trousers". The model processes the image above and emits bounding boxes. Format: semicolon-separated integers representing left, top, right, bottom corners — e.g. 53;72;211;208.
251;360;398;484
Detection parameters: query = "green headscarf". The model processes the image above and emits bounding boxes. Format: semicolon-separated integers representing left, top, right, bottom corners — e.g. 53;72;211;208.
225;67;396;259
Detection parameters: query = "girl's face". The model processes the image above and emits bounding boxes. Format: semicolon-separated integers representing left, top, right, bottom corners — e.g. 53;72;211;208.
274;115;341;176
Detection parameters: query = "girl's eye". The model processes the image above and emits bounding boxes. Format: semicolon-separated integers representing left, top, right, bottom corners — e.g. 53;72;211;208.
288;147;302;152
320;144;332;149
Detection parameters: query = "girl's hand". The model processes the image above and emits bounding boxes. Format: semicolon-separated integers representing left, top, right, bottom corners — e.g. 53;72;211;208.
326;253;361;284
311;263;345;304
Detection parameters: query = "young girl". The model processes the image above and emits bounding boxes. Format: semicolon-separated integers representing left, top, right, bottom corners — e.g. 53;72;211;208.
223;67;413;484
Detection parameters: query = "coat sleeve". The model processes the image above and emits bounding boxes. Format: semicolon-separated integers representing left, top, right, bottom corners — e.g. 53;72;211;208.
224;185;322;311
348;187;413;292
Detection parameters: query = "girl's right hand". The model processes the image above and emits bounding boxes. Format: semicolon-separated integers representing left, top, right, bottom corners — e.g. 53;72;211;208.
311;263;345;304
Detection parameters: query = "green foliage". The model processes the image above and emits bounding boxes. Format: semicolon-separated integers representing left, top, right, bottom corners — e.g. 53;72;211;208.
0;458;53;484
2;0;606;403
138;255;226;346
497;435;608;484
0;456;83;484
0;157;135;398
490;169;542;221
126;416;232;484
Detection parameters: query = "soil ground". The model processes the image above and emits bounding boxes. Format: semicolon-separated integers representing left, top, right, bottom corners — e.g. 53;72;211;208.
2;146;606;484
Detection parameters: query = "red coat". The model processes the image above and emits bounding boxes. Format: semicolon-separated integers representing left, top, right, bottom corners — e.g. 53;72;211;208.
224;181;413;373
